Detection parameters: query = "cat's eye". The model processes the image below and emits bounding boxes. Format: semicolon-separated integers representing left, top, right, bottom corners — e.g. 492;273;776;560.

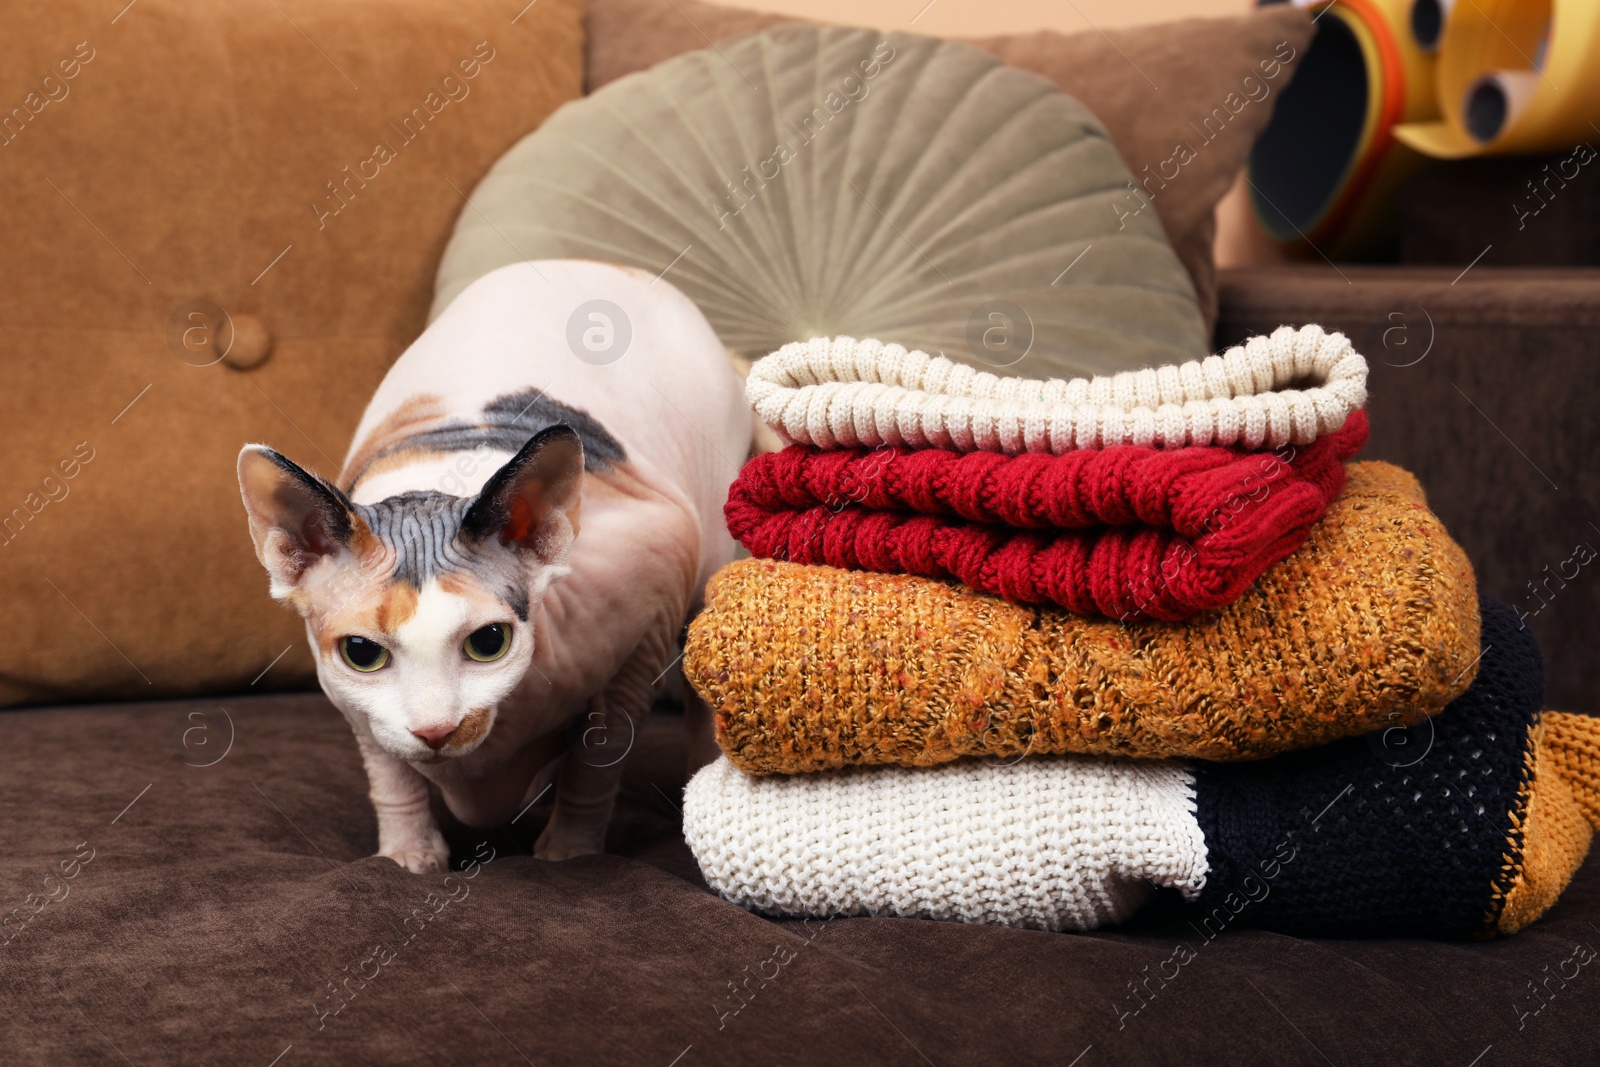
339;635;390;673
464;624;510;662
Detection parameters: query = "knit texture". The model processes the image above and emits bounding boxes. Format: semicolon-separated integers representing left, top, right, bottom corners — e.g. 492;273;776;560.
682;754;1207;931
1541;711;1600;829
1189;595;1546;939
746;325;1367;454
1494;711;1600;934
725;410;1366;620
682;611;1597;936
688;462;1481;771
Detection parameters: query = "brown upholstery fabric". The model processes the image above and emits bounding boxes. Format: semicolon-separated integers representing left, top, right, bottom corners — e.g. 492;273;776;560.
1217;266;1600;715
584;0;1313;329
1398;153;1600;267
4;693;1599;1065
0;0;583;706
584;0;790;88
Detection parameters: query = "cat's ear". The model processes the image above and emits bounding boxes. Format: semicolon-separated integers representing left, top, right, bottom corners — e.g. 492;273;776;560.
237;445;362;597
461;425;583;564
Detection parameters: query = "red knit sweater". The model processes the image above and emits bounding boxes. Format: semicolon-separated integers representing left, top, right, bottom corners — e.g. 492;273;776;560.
725;411;1368;621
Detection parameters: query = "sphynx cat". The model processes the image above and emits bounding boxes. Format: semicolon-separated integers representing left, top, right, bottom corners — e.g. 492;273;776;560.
238;260;749;870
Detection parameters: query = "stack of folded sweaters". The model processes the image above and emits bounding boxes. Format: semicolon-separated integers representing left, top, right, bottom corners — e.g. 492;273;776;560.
681;327;1600;937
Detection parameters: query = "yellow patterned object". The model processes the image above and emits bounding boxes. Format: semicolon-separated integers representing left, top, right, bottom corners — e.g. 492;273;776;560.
1250;0;1436;259
1396;0;1600;159
687;462;1481;774
1497;712;1600;935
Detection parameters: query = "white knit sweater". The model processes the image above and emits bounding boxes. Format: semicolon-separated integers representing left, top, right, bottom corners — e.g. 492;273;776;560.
745;324;1367;453
683;756;1209;932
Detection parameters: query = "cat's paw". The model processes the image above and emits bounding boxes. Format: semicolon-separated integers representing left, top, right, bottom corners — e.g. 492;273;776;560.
534;821;604;861
381;846;448;874
378;828;450;874
533;838;601;861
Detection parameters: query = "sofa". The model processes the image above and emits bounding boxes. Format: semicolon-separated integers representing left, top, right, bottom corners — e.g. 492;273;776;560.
3;1;1597;1064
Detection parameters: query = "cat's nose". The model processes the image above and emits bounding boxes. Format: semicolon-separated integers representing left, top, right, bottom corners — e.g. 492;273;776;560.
412;725;455;750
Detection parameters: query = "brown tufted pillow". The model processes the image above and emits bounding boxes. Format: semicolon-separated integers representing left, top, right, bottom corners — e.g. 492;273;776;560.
584;0;1314;331
0;0;583;705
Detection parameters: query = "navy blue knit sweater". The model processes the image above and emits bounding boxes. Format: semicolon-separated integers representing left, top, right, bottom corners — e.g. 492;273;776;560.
1188;595;1544;938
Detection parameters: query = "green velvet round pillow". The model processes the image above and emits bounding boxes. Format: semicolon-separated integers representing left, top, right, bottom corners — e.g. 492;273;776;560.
431;26;1209;378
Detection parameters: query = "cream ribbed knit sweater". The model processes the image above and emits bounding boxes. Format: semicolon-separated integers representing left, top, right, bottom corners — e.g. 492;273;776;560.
683;756;1209;932
745;324;1367;453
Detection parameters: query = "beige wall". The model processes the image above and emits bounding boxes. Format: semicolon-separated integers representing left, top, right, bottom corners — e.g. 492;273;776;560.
724;0;1252;36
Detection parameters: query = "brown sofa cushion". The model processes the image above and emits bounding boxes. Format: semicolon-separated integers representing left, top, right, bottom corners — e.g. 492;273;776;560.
0;0;583;705
3;692;1598;1064
584;0;1313;329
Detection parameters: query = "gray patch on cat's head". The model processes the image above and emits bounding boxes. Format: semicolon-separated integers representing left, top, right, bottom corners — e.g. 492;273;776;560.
354;491;529;621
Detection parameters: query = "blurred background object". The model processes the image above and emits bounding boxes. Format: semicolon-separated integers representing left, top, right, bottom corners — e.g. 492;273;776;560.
1244;0;1600;266
1248;0;1438;259
1394;0;1600;159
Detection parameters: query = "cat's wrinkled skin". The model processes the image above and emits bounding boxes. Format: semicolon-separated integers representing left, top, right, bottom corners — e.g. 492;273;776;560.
238;260;748;871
